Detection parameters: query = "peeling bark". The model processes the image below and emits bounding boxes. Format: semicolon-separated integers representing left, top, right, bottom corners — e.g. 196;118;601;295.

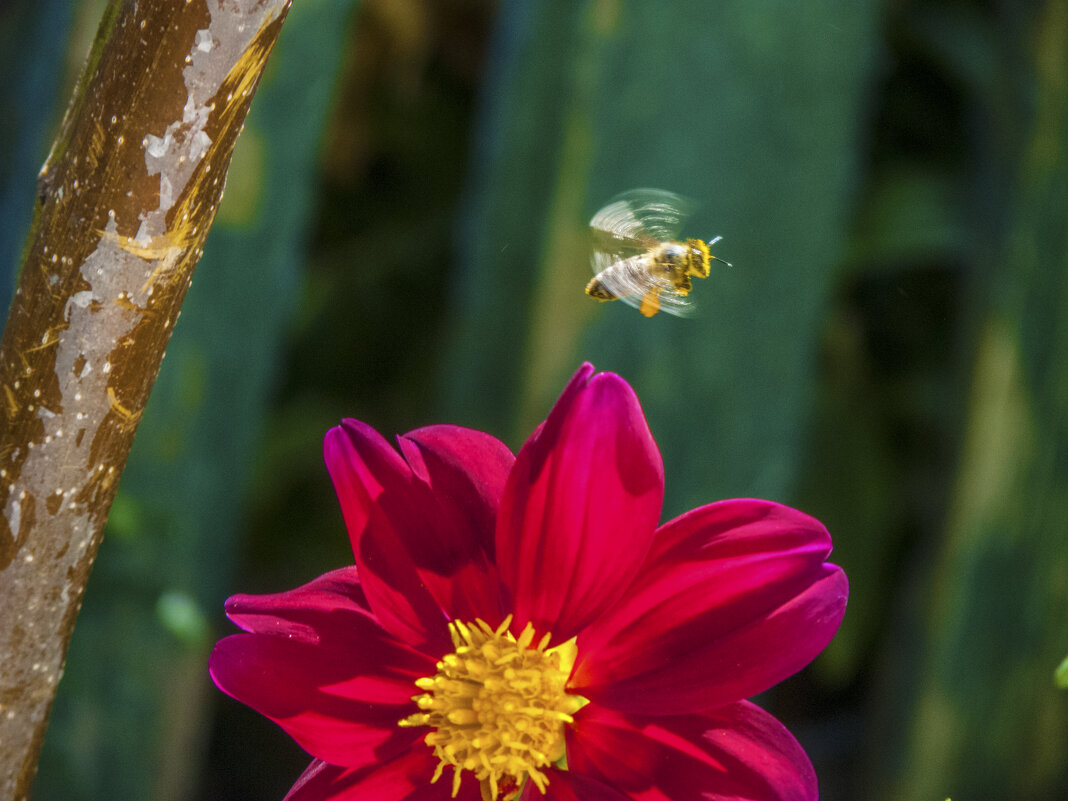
0;1;292;797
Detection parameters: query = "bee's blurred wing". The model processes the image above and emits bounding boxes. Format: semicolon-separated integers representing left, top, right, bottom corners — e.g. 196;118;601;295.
638;287;694;318
589;188;693;243
592;254;694;317
652;290;695;317
614;277;695;317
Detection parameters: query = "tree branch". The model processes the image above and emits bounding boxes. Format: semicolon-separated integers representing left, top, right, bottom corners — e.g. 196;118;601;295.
0;1;292;796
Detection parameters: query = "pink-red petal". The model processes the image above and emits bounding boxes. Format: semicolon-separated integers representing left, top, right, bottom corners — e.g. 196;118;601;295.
566;701;818;801
398;426;512;623
496;364;664;643
520;770;634;801
210;567;434;768
324;422;513;649
571;499;848;714
284;751;482;801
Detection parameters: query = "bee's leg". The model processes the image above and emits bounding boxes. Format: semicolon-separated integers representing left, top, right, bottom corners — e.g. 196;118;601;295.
639;288;661;317
674;274;693;295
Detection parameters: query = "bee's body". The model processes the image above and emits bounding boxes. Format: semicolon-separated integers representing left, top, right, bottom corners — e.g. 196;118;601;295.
585;189;729;317
586;239;714;317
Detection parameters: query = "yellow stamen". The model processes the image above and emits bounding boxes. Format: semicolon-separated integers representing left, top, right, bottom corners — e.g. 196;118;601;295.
399;615;586;800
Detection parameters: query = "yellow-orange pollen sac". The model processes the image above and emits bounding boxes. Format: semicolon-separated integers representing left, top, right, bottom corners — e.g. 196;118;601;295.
399;615;586;801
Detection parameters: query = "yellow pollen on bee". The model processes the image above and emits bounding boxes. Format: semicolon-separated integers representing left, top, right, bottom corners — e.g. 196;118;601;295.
399;615;586;801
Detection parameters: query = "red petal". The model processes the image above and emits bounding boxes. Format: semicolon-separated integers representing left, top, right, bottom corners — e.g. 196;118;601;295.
399;426;512;623
497;364;664;642
566;702;818;801
324;422;512;649
519;770;634;801
572;500;848;714
210;568;435;767
284;751;481;801
286;756;482;801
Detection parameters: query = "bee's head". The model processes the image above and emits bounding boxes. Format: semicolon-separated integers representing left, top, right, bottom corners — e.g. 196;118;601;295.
685;240;712;278
705;236;732;270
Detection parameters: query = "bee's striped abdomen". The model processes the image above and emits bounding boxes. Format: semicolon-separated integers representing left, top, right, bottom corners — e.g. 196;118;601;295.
586;255;656;302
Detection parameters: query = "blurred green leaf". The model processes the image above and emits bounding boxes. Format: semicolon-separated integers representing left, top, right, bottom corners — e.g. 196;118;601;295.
0;0;78;323
846;166;968;269
873;3;1068;798
156;591;210;648
104;491;142;541
1055;653;1068;689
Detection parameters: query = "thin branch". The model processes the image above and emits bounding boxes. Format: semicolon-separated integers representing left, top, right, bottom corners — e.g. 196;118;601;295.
0;1;293;797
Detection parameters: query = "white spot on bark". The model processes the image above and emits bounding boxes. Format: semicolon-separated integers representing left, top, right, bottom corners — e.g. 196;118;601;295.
69;291;95;310
159;174;174;210
143;133;172;159
133;0;286;246
190;130;212;162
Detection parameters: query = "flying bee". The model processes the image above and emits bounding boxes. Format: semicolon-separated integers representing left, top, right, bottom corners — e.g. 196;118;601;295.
585;188;731;317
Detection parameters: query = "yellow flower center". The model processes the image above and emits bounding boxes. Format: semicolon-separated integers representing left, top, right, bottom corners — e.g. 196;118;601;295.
399;615;586;801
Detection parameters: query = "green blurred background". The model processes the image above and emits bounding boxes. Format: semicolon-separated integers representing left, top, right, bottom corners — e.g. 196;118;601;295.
2;0;1067;799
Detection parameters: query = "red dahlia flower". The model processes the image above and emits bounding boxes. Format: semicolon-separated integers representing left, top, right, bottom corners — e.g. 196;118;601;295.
210;363;848;801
